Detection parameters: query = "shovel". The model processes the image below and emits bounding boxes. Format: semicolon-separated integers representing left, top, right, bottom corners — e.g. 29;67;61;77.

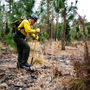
30;33;38;70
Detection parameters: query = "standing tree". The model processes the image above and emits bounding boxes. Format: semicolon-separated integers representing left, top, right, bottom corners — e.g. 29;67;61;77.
22;0;35;19
50;2;54;45
0;5;6;40
53;0;78;50
9;0;35;22
73;9;88;60
57;23;63;40
65;23;71;44
5;0;14;13
55;13;59;41
0;0;1;39
39;0;55;38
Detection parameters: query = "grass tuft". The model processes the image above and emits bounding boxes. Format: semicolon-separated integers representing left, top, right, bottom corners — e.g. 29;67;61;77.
28;57;50;67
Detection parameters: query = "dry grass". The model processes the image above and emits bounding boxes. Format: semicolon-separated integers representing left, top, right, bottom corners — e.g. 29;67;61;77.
28;57;50;67
61;46;90;90
63;49;90;90
73;53;90;80
53;65;62;77
62;78;87;90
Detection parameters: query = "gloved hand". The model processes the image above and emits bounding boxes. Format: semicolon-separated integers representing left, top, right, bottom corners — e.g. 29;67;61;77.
35;35;39;40
36;28;40;33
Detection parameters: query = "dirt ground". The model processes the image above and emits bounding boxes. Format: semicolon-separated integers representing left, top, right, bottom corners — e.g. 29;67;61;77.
0;40;89;90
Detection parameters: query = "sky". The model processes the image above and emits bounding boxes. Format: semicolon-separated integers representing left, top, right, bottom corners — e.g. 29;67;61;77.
1;0;90;22
68;0;90;22
35;0;90;22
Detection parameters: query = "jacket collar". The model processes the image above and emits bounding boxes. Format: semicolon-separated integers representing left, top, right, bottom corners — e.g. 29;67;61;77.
29;19;33;29
29;19;31;25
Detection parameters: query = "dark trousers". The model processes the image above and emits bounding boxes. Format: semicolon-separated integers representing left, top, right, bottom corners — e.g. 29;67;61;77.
13;32;30;66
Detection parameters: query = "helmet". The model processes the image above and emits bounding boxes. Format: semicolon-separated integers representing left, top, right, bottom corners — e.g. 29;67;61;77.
30;15;38;22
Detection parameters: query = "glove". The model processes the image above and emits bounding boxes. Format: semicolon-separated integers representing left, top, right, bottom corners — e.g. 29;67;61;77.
35;35;39;40
36;28;40;33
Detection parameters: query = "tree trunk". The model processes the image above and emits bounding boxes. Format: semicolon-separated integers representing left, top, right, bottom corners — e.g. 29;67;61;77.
50;7;53;45
0;0;1;36
47;0;50;37
61;10;66;50
83;23;88;60
55;13;59;41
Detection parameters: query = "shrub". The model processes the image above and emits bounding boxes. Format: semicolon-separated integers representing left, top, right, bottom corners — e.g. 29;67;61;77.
4;22;10;35
39;31;49;43
87;26;90;35
6;39;17;51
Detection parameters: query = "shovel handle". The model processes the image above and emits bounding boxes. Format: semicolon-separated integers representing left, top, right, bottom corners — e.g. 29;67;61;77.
31;33;38;65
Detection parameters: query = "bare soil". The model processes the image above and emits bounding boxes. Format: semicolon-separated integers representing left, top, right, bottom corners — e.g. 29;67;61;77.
0;40;88;90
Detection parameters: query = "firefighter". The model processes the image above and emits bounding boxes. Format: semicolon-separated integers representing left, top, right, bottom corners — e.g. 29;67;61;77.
13;15;40;69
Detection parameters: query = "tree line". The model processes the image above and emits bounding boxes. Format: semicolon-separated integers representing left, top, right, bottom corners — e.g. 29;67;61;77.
0;0;90;50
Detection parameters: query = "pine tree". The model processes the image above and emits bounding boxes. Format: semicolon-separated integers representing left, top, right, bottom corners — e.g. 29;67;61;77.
65;23;71;43
53;0;78;50
9;0;35;22
39;0;55;38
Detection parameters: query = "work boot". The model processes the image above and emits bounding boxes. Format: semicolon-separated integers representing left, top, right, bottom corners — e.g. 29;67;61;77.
17;64;26;69
23;62;31;67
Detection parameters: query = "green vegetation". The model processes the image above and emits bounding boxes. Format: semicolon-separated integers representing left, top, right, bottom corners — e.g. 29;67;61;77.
39;31;49;43
65;23;71;42
4;22;17;51
74;25;83;40
57;23;63;40
87;26;90;35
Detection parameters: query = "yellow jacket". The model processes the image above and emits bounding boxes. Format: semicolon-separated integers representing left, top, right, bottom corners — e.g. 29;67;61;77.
18;19;36;39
